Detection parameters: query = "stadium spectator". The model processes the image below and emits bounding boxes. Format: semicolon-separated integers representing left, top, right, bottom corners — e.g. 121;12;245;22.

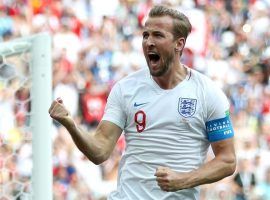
233;158;256;200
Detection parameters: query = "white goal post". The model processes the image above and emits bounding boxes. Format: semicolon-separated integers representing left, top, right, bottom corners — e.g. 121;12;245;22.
0;32;52;200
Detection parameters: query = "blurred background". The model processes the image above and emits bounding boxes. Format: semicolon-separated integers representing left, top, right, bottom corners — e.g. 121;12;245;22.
0;0;270;199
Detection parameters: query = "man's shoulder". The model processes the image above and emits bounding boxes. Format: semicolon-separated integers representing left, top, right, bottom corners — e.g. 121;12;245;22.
190;68;218;89
110;69;149;93
190;68;212;83
189;68;226;99
118;68;149;84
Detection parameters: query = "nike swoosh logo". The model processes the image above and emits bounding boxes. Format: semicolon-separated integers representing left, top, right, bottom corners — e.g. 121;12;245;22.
134;102;149;107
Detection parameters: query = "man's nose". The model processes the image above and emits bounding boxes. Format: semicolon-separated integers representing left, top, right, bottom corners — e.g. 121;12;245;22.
145;37;155;47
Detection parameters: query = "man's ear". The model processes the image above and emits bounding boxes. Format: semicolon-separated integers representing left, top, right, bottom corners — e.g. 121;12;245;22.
175;37;185;52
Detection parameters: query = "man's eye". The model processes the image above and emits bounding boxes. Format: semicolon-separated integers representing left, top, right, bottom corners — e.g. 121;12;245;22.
155;34;163;38
143;34;148;39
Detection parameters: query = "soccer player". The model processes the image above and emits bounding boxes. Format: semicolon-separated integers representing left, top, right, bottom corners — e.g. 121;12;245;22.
49;5;236;199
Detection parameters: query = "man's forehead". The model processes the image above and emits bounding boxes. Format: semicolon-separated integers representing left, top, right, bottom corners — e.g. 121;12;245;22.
142;27;164;33
143;16;173;30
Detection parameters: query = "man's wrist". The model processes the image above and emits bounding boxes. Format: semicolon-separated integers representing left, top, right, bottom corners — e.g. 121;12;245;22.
176;171;196;190
61;116;76;130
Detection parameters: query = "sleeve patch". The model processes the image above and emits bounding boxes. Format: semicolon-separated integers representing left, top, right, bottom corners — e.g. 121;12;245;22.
205;115;234;142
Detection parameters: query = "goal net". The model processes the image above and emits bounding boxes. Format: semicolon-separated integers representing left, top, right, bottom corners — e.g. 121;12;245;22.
0;33;52;200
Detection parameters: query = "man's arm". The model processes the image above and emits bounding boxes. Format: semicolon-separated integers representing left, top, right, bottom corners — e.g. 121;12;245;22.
155;138;236;192
49;98;122;165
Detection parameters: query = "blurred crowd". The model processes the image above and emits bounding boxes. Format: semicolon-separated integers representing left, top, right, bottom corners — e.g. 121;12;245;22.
0;0;270;199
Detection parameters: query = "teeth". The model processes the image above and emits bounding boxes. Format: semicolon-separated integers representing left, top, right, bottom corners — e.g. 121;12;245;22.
148;51;158;54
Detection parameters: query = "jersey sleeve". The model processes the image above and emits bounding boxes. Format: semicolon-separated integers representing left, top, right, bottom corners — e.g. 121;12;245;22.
102;83;126;130
205;85;234;142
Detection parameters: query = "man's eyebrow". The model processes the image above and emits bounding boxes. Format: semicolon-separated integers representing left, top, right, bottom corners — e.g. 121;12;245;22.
152;30;164;34
142;29;164;34
142;30;149;35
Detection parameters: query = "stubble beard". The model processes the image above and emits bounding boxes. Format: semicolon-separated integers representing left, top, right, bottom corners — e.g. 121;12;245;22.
149;54;174;77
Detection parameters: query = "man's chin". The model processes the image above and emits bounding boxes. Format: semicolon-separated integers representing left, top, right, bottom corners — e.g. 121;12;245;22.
150;69;164;77
150;65;170;77
148;64;160;76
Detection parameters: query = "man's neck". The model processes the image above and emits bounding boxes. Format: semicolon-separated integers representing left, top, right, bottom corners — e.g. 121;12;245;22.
152;63;188;90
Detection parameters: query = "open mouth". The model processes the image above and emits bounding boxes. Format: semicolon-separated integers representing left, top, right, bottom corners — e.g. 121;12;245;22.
148;52;160;64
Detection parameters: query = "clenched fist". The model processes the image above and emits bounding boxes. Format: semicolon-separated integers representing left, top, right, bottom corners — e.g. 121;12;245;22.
155;166;189;192
48;97;73;127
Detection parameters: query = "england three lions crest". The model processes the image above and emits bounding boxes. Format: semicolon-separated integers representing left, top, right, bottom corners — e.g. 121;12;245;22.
178;98;197;118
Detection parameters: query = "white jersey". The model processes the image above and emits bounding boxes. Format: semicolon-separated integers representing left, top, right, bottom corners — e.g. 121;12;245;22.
102;67;233;200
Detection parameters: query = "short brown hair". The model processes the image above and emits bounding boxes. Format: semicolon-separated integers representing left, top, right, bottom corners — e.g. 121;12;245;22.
148;5;192;40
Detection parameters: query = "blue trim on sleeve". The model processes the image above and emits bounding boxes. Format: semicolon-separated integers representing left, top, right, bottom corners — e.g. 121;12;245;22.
206;115;234;142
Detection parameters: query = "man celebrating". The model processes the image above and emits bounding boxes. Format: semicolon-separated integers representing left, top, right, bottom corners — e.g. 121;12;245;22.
49;5;236;200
